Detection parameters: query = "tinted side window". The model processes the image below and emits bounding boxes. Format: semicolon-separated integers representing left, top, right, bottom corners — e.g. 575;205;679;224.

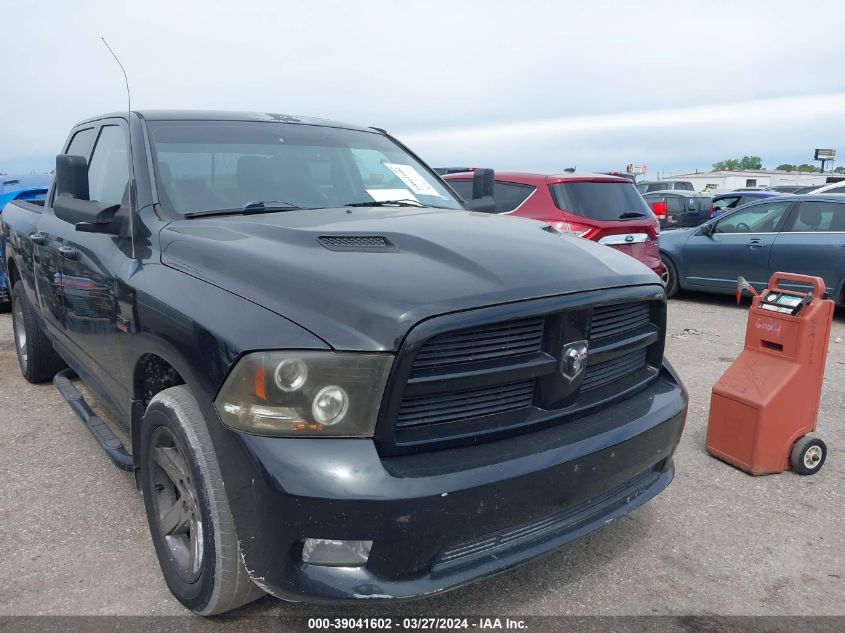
446;179;474;201
737;196;761;208
713;196;740;211
66;127;96;158
822;184;845;194
677;182;694;191
87;125;129;205
786;201;845;232
715;201;790;234
494;182;535;212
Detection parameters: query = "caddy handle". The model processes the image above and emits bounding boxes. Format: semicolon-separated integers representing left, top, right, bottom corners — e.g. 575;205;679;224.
768;272;826;298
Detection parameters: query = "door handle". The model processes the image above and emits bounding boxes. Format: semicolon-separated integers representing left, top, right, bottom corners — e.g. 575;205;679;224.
28;232;48;245
746;239;767;248
58;246;80;261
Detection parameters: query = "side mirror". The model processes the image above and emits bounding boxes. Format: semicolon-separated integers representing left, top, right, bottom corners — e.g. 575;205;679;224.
55;154;89;200
53;154;124;234
701;222;716;236
464;168;496;213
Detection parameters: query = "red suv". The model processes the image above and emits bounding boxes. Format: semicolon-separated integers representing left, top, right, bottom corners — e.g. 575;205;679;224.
444;171;664;279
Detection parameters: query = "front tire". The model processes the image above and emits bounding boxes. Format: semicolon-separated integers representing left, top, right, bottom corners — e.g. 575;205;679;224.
140;386;264;614
11;283;65;383
661;255;680;298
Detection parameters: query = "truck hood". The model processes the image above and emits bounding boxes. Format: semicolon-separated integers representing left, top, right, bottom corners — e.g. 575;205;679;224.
160;208;660;351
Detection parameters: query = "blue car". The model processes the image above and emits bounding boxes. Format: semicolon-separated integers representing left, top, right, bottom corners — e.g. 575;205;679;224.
711;190;784;218
660;194;845;304
0;174;52;309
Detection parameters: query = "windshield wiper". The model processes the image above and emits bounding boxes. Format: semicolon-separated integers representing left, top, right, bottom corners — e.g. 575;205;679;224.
343;199;456;209
618;211;648;219
242;200;306;213
344;199;424;208
185;201;308;218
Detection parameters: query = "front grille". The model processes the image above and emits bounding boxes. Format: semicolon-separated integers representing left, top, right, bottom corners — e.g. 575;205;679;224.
383;295;663;451
590;302;650;340
432;469;659;572
412;317;544;372
396;380;535;429
582;348;647;391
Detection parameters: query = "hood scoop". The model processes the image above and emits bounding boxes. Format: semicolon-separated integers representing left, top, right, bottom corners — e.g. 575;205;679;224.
317;235;396;252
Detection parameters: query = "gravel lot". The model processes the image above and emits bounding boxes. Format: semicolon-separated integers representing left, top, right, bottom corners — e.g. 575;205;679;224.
0;291;842;617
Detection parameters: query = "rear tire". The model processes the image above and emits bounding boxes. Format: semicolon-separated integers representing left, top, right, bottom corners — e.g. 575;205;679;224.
0;287;10;313
11;283;66;383
662;255;680;298
140;385;264;615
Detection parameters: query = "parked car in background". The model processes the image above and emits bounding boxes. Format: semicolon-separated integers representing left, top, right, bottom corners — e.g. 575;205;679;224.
711;190;783;217
636;180;694;194
642;191;712;229
0;174;52;204
444;171;664;278
659;194;845;303
0;175;52;310
766;185;805;193
799;180;845;196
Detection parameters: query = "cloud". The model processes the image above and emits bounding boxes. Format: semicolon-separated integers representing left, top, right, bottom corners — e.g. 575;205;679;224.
1;0;844;174
398;93;845;175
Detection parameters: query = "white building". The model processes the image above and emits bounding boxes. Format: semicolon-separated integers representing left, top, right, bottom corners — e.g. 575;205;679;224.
662;169;835;193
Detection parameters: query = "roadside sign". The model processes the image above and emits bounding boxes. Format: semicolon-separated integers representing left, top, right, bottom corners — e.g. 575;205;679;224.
814;149;836;160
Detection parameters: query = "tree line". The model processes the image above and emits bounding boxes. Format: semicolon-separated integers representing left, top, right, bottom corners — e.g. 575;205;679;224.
711;155;843;173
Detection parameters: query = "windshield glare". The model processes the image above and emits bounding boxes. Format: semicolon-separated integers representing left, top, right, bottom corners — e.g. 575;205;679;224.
146;120;462;215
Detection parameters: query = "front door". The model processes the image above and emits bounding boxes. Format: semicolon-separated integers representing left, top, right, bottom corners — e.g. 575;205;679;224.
32;126;99;336
56;122;133;409
682;200;793;291
769;200;845;298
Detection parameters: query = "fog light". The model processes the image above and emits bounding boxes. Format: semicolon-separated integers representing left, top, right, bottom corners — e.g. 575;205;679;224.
301;539;372;567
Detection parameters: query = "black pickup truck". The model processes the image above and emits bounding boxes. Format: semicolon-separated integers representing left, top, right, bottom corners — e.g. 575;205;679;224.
1;111;687;614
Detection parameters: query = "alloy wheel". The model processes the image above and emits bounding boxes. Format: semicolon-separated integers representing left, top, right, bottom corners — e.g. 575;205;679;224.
148;426;204;583
13;303;28;372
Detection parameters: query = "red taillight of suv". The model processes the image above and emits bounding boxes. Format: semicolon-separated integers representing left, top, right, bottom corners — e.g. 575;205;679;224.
547;220;597;239
710;203;715;217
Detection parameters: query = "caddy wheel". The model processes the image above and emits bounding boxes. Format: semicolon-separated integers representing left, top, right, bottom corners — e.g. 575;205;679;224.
790;436;826;475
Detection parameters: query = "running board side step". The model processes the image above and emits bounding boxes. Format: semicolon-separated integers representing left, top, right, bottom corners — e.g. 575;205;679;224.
54;368;134;471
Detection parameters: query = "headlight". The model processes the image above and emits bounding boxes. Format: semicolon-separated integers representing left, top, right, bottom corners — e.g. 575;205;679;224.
214;351;392;437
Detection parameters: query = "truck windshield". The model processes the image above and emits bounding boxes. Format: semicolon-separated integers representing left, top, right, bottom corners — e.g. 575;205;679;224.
146;120;462;216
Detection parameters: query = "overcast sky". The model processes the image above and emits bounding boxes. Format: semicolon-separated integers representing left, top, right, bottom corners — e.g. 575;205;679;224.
2;0;844;176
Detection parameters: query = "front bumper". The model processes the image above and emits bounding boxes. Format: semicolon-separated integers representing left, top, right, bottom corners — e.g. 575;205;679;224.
214;362;687;602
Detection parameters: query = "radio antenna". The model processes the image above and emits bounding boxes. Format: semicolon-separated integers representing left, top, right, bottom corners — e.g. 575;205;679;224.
101;37;136;259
